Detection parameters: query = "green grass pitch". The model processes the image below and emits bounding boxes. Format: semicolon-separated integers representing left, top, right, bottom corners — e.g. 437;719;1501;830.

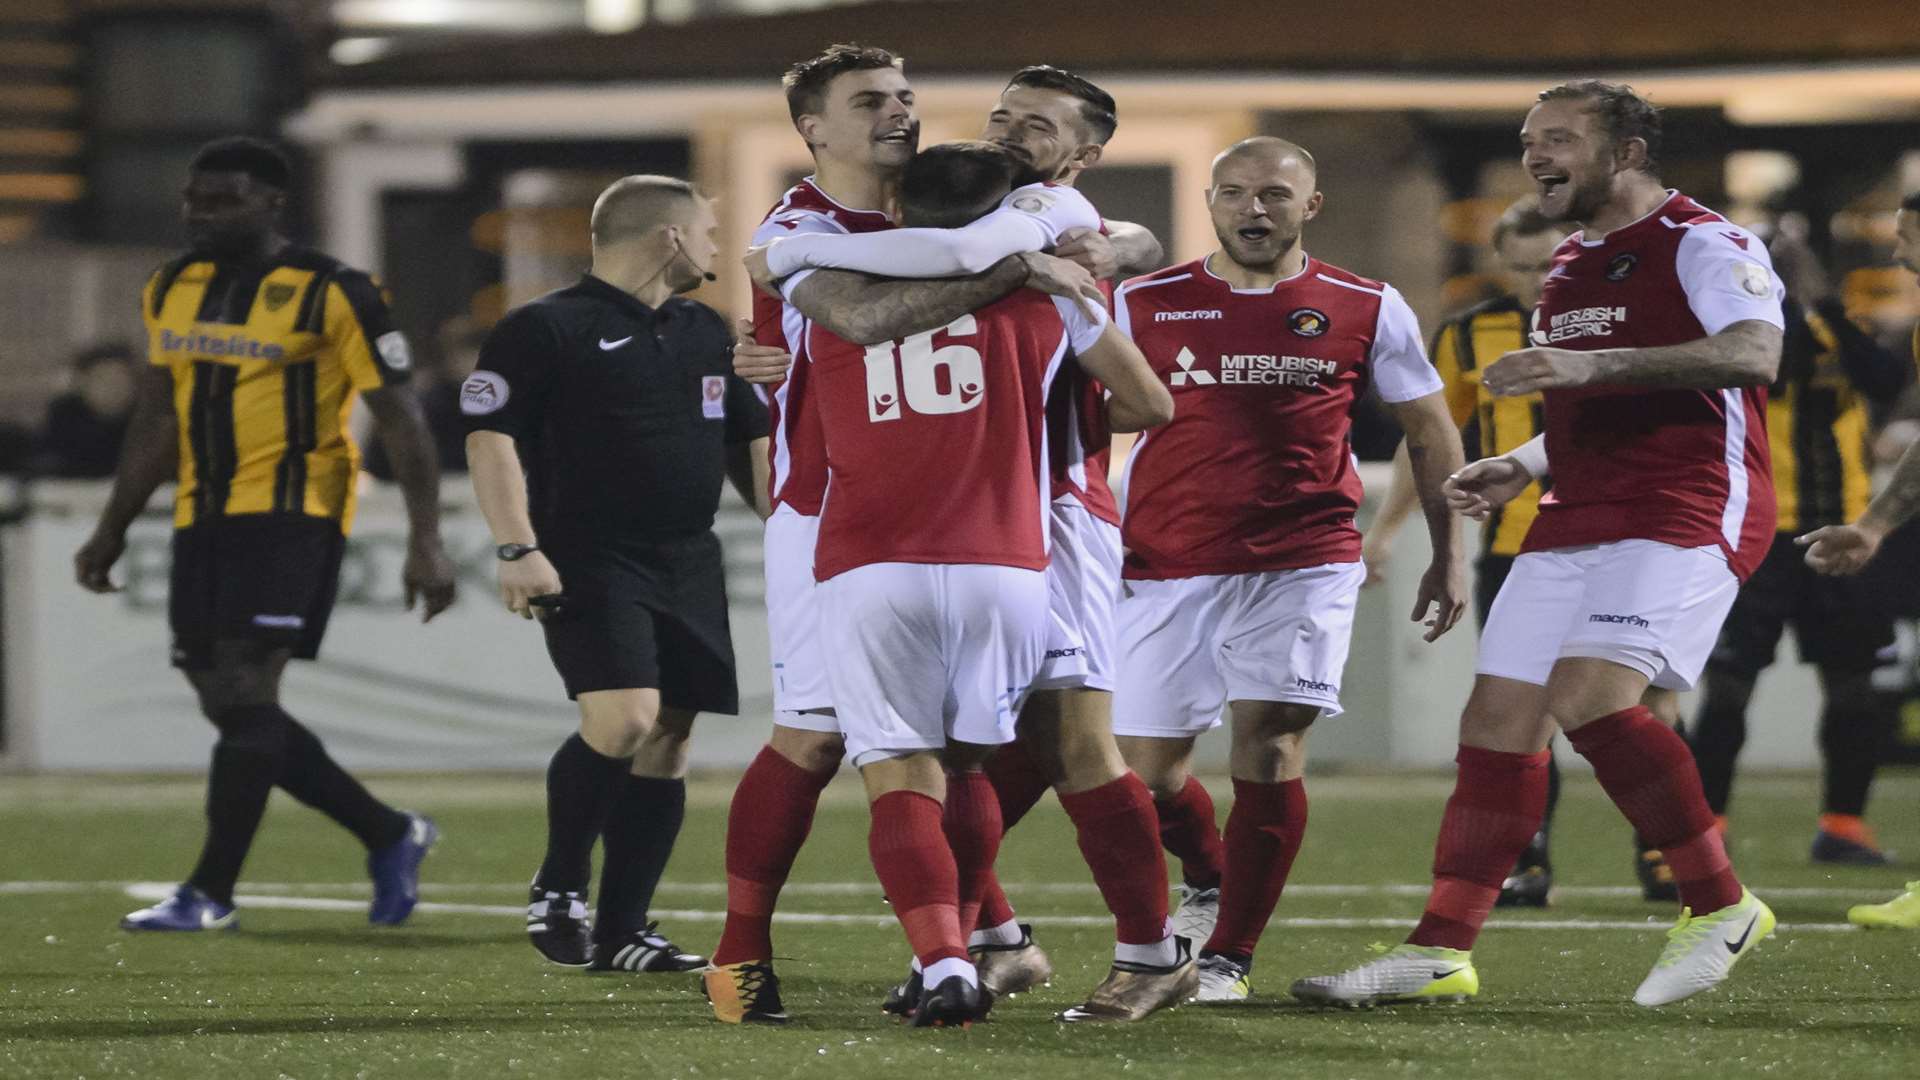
3;769;1916;1078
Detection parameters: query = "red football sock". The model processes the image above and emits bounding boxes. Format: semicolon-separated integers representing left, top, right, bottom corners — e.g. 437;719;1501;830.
942;770;1005;939
1567;706;1743;913
985;737;1053;831
1061;773;1170;945
711;746;834;966
870;790;967;968
975;874;1017;933
1408;746;1551;951
1203;778;1307;958
1156;775;1225;890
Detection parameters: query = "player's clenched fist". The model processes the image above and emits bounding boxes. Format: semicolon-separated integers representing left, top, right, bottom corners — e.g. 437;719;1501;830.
1483;346;1589;396
1444;456;1534;521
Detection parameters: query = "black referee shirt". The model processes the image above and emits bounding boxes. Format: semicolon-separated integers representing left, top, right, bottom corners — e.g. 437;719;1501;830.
460;274;768;546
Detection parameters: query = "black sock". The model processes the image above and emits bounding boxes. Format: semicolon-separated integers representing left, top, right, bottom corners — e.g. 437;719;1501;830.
594;775;687;945
186;705;289;906
1689;667;1755;815
1818;671;1884;818
276;711;409;850
536;734;632;895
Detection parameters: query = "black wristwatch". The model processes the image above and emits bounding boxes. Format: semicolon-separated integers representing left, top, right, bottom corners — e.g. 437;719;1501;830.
496;542;540;562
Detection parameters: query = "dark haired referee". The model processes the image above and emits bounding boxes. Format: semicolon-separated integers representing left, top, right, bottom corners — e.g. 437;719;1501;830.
464;175;772;972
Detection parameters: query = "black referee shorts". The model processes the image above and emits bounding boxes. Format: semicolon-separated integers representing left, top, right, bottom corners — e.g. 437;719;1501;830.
1708;532;1893;677
170;513;346;670
540;532;739;713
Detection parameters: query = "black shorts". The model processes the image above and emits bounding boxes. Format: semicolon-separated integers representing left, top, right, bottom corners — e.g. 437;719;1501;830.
170;514;346;670
1708;532;1893;677
1474;552;1516;629
540;532;739;713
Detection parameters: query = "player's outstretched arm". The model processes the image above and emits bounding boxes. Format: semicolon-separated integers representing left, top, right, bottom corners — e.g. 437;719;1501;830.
75;366;176;593
466;431;563;620
767;210;1055;278
364;385;457;620
1387;390;1468;641
784;259;1032;345
1800;435;1920;575
1484;320;1783;396
1077;324;1173;433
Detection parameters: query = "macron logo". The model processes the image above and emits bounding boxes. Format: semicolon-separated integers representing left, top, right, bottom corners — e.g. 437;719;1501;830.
1154;309;1224;322
1588;613;1650;629
1170;346;1215;386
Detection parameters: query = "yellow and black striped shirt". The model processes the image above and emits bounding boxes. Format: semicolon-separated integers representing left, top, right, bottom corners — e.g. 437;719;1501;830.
1432;295;1544;557
1769;298;1912;533
142;247;410;533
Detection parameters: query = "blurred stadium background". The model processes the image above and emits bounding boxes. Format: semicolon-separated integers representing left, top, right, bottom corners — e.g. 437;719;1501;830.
2;0;1918;775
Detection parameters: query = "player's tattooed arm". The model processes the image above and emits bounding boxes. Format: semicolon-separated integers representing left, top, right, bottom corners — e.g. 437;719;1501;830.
1483;320;1783;396
75;366;177;592
784;257;1031;344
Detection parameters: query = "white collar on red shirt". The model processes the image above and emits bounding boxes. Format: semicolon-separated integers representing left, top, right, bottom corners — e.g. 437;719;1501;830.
1200;251;1314;294
801;175;890;219
1575;189;1683;247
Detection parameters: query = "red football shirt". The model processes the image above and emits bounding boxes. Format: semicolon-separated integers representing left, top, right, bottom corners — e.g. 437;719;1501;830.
1522;191;1784;580
810;290;1109;580
750;179;894;517
1116;255;1442;579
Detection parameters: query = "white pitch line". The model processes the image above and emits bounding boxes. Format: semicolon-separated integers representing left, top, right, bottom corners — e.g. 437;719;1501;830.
111;883;1860;934
19;879;1896;900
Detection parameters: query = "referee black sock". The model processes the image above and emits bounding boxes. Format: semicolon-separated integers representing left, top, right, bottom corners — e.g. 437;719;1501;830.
186;705;290;907
276;711;410;851
1818;670;1884;818
536;734;632;895
594;775;687;945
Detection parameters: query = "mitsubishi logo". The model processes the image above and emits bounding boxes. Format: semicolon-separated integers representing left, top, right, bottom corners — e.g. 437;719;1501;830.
1170;346;1215;386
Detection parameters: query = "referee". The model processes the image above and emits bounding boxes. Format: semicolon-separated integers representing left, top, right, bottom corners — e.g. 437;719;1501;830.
463;175;771;972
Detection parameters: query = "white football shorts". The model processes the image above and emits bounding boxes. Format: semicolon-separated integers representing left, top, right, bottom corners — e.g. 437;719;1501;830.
818;562;1048;767
1032;499;1122;693
1111;562;1366;738
1476;538;1739;691
763;505;837;729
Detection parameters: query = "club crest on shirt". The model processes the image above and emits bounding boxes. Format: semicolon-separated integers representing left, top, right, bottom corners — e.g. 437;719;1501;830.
1010;191;1055;215
262;282;298;311
1288;308;1329;337
1605;253;1638;281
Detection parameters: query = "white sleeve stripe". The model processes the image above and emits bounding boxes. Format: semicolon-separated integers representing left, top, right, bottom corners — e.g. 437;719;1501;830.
1315;273;1385;297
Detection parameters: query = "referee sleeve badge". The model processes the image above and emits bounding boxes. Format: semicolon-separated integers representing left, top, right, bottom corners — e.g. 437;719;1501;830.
703;375;726;419
461;370;511;414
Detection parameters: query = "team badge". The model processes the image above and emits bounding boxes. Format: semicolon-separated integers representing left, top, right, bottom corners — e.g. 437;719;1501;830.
1732;261;1772;298
1010;191;1055;215
1288;308;1329;337
262;282;298;311
459;370;510;415
702;375;726;419
1605;253;1638;281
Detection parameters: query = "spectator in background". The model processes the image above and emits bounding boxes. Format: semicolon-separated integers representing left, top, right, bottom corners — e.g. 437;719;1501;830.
366;316;480;479
37;343;141;478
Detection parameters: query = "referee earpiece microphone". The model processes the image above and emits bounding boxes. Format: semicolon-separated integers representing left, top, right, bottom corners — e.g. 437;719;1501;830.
673;230;718;283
